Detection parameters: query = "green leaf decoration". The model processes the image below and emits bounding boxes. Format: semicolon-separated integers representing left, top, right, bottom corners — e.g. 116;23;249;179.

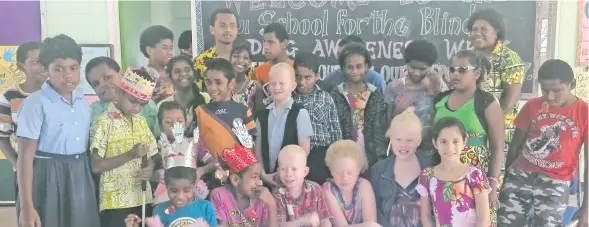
443;182;454;202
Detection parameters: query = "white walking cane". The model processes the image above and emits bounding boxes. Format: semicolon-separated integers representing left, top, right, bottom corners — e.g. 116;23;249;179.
141;156;148;227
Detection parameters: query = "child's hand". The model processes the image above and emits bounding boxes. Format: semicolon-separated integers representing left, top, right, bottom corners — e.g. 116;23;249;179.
195;180;209;199
131;143;149;159
261;172;277;188
145;215;165;227
304;212;320;227
253;185;274;206
272;173;283;186
124;214;141;227
138;163;154;181
488;190;499;208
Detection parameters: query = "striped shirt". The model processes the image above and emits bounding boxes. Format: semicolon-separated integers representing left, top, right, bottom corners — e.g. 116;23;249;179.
0;85;29;138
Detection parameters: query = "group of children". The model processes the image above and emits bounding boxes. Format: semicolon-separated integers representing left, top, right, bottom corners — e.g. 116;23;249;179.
1;7;587;227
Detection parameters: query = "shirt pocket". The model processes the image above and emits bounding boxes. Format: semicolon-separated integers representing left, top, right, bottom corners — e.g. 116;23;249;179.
43;114;66;138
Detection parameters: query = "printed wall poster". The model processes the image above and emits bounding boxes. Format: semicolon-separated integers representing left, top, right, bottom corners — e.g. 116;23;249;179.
79;45;112;95
0;46;26;93
578;0;589;66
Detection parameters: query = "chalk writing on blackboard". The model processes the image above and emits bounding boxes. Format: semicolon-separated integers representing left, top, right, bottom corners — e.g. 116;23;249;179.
198;0;536;94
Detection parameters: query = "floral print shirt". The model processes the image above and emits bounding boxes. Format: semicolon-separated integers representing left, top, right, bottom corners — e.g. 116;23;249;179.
90;103;158;211
344;90;371;142
232;79;258;108
484;41;525;140
193;47;217;91
194;47;254;91
416;167;490;227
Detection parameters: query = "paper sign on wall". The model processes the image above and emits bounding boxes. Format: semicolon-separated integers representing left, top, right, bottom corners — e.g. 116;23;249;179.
0;46;26;93
79;45;112;95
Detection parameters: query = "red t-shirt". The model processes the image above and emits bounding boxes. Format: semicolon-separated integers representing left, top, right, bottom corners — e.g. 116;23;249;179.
514;97;588;180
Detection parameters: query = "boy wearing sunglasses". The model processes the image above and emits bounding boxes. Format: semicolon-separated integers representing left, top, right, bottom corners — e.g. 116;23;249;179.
498;59;588;227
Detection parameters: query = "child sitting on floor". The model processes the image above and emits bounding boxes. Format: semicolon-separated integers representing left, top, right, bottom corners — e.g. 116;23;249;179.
210;142;279;227
125;122;217;227
323;140;379;227
272;145;331;227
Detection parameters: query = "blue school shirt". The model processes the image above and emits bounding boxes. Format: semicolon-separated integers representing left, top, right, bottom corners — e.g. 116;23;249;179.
16;82;91;155
153;199;218;227
320;68;386;94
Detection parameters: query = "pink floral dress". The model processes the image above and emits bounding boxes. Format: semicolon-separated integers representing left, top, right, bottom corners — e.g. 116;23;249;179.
416;167;490;227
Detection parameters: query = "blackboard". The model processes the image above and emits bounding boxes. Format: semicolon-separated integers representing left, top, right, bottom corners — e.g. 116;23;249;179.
194;0;537;96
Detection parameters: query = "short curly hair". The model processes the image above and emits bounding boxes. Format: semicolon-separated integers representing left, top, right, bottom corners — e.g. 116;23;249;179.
38;34;82;68
139;25;174;58
404;40;438;66
538;59;575;83
338;43;372;70
16;41;40;64
325;140;366;171
467;8;506;41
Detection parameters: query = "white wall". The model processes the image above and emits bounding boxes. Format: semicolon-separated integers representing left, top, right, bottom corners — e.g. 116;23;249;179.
41;0;121;62
120;0;191;68
554;0;586;180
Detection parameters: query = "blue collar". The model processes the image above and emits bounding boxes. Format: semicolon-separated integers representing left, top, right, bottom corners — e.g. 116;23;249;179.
41;81;84;103
266;98;295;110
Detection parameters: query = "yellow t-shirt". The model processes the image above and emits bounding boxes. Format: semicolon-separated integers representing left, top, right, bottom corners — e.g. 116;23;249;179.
90;103;158;211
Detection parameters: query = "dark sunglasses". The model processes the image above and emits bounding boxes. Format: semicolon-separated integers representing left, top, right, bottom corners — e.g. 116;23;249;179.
449;66;476;74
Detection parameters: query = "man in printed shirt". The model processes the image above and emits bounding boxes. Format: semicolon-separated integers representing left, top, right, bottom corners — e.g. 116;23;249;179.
292;52;342;184
193;8;239;91
467;8;526;146
0;42;46;167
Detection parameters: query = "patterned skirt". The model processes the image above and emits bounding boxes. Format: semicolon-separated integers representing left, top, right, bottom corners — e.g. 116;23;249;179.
389;201;421;227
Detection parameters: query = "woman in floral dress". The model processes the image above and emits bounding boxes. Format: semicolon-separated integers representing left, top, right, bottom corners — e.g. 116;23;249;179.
468;9;526;147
